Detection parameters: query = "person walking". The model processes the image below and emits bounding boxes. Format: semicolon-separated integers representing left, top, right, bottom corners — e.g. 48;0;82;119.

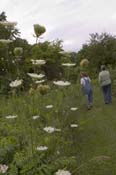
99;65;112;104
80;72;93;110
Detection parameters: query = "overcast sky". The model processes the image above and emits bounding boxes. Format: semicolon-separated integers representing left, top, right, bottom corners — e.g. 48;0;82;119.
0;0;116;51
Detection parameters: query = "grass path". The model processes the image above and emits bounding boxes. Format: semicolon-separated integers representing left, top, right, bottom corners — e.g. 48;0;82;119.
76;85;116;174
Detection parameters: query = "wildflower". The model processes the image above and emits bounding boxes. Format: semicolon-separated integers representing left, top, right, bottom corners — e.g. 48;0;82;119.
45;105;53;109
43;126;55;133
70;124;78;128
70;107;78;111
36;146;48;151
9;79;23;88
32;115;40;120
37;84;50;95
27;73;45;79
80;58;89;67
0;21;17;26
0;39;13;43
5;115;17;119
14;47;23;56
53;81;71;86
62;63;76;67
0;164;8;174
31;59;46;65
55;169;71;175
35;79;45;84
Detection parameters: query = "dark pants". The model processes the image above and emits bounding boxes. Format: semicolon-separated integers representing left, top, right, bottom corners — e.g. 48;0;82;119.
102;84;112;104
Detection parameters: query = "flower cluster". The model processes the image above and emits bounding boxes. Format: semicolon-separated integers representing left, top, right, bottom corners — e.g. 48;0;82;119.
45;105;53;109
36;146;48;151
27;73;45;79
5;115;18;119
70;124;78;128
62;63;76;67
53;81;71;86
32;115;40;120
9;79;23;88
70;107;78;111
55;169;71;175
0;164;8;174
31;59;46;65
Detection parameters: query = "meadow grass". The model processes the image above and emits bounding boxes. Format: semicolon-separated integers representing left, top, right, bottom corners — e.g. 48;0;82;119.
0;83;116;174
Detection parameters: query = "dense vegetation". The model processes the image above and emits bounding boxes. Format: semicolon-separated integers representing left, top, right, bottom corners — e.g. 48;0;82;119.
0;11;116;175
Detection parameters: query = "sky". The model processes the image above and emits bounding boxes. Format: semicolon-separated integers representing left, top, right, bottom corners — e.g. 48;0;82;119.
0;0;116;51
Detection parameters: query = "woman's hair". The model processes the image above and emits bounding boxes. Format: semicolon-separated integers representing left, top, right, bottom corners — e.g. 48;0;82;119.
101;65;106;71
81;72;88;77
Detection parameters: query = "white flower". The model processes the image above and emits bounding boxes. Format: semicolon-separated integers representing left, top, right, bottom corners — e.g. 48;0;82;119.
0;39;13;43
27;73;45;79
32;115;40;120
5;115;17;119
36;146;48;151
62;63;76;67
43;126;55;133
9;79;23;87
31;59;46;65
53;81;71;86
35;79;45;84
0;21;17;26
70;124;78;128
0;164;8;174
70;107;78;111
55;169;71;175
45;105;53;109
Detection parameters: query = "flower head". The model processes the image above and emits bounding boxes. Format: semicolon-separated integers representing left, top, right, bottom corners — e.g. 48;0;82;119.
9;79;23;88
0;39;13;44
62;63;76;67
53;81;71;86
70;107;78;111
55;169;71;175
27;73;45;79
0;164;8;174
45;105;53;109
70;124;78;128
31;59;46;65
35;79;45;84
32;115;40;120
0;21;17;26
43;126;55;133
36;146;48;151
5;115;17;119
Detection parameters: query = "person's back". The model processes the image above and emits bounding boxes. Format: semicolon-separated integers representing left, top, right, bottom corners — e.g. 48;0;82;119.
99;70;111;86
98;65;112;104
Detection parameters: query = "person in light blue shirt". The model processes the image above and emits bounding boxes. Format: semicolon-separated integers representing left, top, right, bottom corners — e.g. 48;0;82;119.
80;72;93;110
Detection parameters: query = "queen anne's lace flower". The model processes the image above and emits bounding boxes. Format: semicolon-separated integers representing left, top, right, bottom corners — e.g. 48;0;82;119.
55;169;71;175
53;81;71;86
70;107;78;111
9;79;23;87
0;39;13;43
62;63;76;67
0;164;8;174
27;73;45;79
35;79;45;84
32;115;40;120
31;59;46;65
0;21;17;26
70;124;78;128
43;126;55;133
45;105;53;109
5;115;17;119
36;146;48;151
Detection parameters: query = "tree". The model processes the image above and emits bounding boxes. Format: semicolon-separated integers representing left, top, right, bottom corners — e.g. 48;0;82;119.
77;33;116;75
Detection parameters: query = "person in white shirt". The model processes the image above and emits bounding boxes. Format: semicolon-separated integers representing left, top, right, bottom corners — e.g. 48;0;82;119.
99;65;112;104
80;72;93;110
